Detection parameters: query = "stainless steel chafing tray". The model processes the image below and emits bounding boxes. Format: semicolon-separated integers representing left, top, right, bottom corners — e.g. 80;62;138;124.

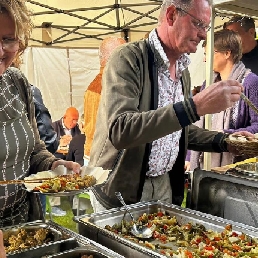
235;162;258;177
190;169;258;228
49;246;114;258
4;220;124;258
48;221;125;258
3;221;62;242
74;201;258;258
4;221;75;258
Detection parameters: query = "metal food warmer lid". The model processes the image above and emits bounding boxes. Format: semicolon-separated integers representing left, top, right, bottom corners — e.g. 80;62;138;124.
2;220;124;258
74;200;258;258
189;167;258;228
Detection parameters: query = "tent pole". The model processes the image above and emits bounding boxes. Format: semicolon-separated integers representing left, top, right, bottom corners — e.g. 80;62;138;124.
66;49;73;107
203;6;215;171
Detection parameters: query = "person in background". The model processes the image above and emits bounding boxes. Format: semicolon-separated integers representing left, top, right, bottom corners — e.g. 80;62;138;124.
0;0;80;227
186;29;258;171
88;0;254;213
66;113;85;166
223;16;258;76
83;37;126;160
0;230;6;258
52;106;81;159
31;85;58;215
51;106;81;216
32;86;58;154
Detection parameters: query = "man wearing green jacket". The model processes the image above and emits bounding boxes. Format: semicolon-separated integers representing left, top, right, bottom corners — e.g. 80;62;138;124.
89;0;251;211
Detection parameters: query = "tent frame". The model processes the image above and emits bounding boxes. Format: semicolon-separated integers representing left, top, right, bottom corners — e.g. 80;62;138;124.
27;0;161;45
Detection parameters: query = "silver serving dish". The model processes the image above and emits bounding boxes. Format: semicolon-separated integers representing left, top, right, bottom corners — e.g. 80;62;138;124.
3;221;74;258
4;220;124;258
74;201;258;258
235;162;258;177
48;221;125;258
49;246;115;258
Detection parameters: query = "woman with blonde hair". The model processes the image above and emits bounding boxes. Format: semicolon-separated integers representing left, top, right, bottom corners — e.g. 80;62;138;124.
187;29;258;170
0;0;80;227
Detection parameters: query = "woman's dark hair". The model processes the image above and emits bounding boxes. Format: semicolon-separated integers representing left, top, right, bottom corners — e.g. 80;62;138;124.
214;29;242;64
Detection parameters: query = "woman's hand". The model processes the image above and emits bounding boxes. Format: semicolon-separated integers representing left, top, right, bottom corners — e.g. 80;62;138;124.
51;160;81;174
227;131;255;155
184;161;191;172
0;230;6;258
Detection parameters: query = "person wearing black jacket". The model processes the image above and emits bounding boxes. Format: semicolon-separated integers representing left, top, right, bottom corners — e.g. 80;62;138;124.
52;107;81;160
66;114;85;166
31;85;58;154
31;85;58;215
224;16;258;76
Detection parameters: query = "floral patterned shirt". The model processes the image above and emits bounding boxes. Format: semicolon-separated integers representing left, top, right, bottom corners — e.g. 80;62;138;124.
147;29;190;177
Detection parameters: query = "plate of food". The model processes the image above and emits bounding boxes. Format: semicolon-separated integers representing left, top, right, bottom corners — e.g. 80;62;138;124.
23;166;110;196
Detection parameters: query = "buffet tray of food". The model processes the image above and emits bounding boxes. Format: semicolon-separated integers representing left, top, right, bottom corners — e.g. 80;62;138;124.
234;162;258;177
3;220;124;258
74;200;258;258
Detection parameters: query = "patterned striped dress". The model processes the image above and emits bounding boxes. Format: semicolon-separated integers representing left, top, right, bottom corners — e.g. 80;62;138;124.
0;71;35;226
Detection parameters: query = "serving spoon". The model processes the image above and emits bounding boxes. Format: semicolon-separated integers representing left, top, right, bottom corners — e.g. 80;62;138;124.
240;93;258;116
115;192;154;239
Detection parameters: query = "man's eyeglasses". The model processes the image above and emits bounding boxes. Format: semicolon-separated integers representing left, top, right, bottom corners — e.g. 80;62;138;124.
176;7;210;32
0;38;19;53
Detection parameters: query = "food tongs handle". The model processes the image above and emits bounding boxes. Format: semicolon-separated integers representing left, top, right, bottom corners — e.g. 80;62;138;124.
115;192;135;222
240;93;258;116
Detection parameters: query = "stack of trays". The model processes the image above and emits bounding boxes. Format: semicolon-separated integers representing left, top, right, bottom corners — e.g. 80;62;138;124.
3;220;124;258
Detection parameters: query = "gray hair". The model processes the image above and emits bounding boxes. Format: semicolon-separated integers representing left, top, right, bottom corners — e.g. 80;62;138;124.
158;0;212;24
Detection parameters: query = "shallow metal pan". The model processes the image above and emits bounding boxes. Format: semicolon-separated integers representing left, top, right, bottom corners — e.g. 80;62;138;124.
49;246;115;258
2;221;76;258
235;162;258;177
47;221;125;258
74;200;258;258
3;221;64;256
190;169;258;227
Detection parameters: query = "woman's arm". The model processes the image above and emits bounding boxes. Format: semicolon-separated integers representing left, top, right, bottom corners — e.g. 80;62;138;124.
224;73;258;134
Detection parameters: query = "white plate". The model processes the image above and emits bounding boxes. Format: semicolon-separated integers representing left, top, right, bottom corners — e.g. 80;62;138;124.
23;165;110;196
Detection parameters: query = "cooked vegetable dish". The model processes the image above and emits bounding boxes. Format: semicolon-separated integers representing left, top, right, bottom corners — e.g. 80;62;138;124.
4;228;53;253
105;211;258;257
33;174;96;193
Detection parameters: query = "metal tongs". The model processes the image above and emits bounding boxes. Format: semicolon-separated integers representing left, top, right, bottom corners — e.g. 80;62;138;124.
0;177;53;185
240;93;258;115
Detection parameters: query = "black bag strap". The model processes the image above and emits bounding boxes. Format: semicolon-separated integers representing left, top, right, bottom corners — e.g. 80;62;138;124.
145;39;158;110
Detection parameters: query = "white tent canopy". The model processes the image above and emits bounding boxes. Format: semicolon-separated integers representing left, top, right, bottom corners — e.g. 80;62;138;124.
214;0;258;18
21;0;258;122
27;0;161;48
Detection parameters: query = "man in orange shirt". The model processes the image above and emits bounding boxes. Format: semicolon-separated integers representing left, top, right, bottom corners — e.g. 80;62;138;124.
83;37;126;159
